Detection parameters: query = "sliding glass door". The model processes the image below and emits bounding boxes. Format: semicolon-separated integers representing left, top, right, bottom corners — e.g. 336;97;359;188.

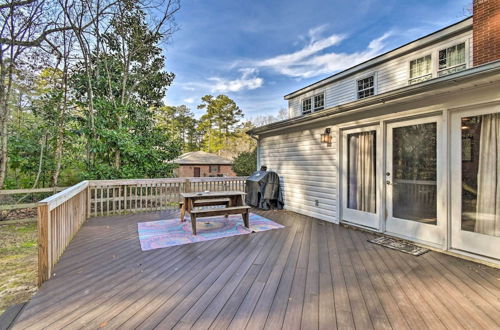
341;126;381;229
451;106;500;259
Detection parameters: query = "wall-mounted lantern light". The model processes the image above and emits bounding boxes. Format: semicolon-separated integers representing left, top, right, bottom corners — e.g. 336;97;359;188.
320;128;332;146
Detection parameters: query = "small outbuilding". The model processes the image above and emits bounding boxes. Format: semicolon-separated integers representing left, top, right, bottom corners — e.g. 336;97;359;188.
172;151;236;177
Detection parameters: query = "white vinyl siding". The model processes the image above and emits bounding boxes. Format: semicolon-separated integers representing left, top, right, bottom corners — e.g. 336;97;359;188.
259;127;338;222
287;30;472;117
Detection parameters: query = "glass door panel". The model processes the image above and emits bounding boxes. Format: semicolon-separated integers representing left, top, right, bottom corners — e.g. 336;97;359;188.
347;131;377;213
451;107;500;260
342;126;380;229
460;114;499;236
391;123;437;224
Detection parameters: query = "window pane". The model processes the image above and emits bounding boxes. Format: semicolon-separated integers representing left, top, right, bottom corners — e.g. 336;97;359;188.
357;76;375;99
438;42;466;76
439;49;447;69
392;123;437;224
314;94;324;110
409;55;432;84
348;131;376;213
302;98;311;114
461;113;500;237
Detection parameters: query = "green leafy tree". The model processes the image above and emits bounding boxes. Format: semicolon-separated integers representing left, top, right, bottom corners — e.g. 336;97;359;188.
71;0;180;179
197;94;244;154
232;148;257;176
155;105;201;152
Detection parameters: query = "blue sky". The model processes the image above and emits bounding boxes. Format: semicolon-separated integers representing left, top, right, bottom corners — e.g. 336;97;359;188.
164;0;471;120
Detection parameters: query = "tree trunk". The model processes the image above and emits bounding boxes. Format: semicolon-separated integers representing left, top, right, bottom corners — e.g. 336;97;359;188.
0;117;8;188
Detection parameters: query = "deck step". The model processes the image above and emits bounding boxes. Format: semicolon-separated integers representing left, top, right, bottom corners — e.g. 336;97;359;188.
0;303;26;330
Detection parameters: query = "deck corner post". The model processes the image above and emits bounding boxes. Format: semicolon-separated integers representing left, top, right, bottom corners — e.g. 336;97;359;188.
37;203;51;287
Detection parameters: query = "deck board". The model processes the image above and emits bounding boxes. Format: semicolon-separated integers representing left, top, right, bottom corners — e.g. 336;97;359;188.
12;209;500;330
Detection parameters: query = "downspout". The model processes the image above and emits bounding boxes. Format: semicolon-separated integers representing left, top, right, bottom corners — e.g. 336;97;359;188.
247;132;260;170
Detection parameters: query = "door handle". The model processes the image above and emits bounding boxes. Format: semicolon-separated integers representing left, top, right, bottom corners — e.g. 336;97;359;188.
386;180;391;185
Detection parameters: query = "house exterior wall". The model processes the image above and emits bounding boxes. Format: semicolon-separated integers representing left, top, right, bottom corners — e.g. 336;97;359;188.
287;29;473;118
259;128;338;222
473;0;500;66
175;164;236;177
258;76;500;263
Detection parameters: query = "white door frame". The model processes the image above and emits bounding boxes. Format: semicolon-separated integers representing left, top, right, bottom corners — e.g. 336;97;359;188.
340;125;383;229
450;104;500;259
384;115;446;247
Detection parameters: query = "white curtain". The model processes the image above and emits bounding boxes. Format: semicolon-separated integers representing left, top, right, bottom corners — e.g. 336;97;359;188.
475;113;500;236
447;43;465;67
348;131;376;213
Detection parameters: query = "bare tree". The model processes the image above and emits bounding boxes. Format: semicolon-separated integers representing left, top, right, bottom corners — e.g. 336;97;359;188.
0;0;116;188
0;0;47;188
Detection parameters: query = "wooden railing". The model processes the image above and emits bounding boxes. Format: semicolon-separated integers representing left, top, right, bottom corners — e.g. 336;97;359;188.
0;187;66;211
37;181;89;285
88;177;247;217
36;176;247;285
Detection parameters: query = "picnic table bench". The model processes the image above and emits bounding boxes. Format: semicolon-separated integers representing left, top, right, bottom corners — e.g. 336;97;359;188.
180;191;249;235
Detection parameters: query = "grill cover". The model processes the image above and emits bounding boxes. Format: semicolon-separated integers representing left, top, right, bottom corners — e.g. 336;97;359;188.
245;170;284;210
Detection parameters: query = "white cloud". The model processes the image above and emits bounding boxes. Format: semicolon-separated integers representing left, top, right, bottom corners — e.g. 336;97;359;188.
254;26;392;79
181;85;196;91
183;97;195;103
208;68;264;93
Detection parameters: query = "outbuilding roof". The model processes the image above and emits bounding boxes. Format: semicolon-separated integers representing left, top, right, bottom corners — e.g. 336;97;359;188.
173;151;233;165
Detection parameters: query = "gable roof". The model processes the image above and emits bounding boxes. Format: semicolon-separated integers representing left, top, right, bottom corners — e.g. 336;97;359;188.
173;151;233;165
284;17;472;100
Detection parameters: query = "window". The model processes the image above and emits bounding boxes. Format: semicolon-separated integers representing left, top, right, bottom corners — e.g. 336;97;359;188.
301;93;324;114
438;42;466;76
314;94;324;111
302;98;312;114
209;165;219;173
357;75;375;99
409;55;432;84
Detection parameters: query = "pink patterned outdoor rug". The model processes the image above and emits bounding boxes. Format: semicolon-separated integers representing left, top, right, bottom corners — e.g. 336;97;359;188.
137;213;284;251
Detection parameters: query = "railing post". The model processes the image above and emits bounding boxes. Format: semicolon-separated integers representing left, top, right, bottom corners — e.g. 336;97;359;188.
37;203;51;286
86;186;91;219
183;178;191;193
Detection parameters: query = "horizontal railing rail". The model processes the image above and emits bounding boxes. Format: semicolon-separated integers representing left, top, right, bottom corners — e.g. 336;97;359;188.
0;187;67;195
0;187;67;211
36;176;247;285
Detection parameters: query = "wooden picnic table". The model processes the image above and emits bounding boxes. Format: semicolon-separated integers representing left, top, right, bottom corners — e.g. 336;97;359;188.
180;191;250;235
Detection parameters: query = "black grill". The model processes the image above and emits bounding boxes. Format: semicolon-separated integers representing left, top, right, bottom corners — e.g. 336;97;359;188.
245;169;284;210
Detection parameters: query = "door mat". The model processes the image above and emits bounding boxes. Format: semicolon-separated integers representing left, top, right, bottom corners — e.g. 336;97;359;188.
368;236;429;256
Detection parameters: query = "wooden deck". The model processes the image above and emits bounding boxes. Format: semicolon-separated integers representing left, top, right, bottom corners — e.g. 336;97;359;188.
12;209;500;330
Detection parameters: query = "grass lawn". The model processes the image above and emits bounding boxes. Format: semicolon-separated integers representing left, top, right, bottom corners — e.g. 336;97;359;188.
0;221;37;315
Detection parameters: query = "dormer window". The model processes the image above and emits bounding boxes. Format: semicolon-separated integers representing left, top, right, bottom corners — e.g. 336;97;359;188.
409;55;432;84
314;94;324;111
438;42;466;76
302;98;312;114
357;75;375;99
302;92;324;115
